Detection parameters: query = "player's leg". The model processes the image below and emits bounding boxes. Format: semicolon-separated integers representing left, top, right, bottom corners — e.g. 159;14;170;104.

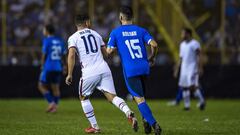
38;71;54;112
79;76;101;133
49;83;60;113
125;76;161;135
179;73;191;110
97;72;138;132
48;71;62;113
175;87;183;104
167;87;183;106
192;75;205;110
182;87;191;110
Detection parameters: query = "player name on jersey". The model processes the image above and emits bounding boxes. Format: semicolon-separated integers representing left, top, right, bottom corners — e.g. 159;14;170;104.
122;31;137;36
79;29;91;35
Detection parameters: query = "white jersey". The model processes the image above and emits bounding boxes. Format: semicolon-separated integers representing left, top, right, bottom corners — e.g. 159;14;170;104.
179;39;200;76
68;28;111;79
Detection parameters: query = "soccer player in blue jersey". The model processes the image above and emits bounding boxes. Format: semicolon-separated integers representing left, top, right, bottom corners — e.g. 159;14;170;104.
106;6;162;135
38;24;66;113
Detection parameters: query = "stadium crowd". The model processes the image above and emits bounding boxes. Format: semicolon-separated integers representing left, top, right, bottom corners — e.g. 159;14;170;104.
1;0;240;65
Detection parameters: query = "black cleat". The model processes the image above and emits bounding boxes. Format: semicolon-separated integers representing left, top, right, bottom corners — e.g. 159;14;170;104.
152;122;162;135
183;107;190;111
199;102;206;111
143;119;152;134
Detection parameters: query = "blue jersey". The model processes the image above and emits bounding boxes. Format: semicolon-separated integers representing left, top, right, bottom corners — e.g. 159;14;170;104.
42;36;66;71
108;25;153;77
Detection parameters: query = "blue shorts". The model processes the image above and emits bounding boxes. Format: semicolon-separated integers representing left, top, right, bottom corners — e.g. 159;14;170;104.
39;71;62;84
124;75;146;97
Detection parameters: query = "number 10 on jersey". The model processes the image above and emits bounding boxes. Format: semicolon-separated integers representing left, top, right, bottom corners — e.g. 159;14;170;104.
125;39;143;59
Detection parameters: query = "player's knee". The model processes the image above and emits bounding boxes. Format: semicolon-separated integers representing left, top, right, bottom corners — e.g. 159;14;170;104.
38;83;46;92
134;96;145;104
103;91;116;102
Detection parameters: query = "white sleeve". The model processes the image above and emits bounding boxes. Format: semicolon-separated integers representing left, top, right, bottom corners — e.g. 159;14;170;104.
193;41;201;51
68;36;77;49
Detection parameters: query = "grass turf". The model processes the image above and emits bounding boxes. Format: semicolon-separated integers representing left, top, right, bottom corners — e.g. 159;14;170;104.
0;99;239;135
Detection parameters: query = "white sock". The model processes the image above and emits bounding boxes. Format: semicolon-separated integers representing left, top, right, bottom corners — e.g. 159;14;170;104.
81;99;99;129
112;96;131;117
183;90;190;108
194;89;204;104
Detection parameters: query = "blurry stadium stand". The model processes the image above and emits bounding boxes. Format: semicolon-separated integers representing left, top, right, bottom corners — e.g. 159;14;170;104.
0;0;240;98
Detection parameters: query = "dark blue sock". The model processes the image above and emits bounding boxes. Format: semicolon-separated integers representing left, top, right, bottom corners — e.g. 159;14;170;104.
53;96;60;104
176;87;183;103
43;91;53;103
138;102;156;126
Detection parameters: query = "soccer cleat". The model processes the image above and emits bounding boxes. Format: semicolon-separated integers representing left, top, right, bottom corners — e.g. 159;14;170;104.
84;127;101;134
46;103;57;113
143;118;152;134
183;107;190;111
152;122;162;135
128;112;138;132
198;102;206;111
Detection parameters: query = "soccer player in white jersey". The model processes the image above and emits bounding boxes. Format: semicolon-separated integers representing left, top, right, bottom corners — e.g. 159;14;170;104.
65;14;138;133
174;28;206;111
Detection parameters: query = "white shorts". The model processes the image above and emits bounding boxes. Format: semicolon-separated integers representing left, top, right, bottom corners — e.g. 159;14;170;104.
179;73;199;88
78;72;116;97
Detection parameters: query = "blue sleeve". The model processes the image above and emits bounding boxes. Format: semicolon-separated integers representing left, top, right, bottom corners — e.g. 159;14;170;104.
107;31;117;48
42;39;48;54
143;29;153;45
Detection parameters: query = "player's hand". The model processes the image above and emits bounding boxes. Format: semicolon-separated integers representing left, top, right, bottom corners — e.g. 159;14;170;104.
148;56;155;67
65;75;73;85
173;69;178;78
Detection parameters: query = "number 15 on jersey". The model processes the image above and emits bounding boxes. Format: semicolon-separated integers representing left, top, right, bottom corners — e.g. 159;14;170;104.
125;39;143;59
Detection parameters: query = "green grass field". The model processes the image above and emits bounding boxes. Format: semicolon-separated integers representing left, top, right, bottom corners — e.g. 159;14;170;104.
0;99;240;135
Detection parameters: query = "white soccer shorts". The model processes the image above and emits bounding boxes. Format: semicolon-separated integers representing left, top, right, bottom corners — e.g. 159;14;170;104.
179;73;199;88
78;72;116;97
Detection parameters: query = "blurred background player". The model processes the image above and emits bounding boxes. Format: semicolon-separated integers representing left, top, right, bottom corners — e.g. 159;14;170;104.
65;14;138;134
106;6;161;135
38;24;66;113
174;28;206;110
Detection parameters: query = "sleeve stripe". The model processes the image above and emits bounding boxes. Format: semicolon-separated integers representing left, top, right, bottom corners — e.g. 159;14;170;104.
147;39;152;45
107;45;116;49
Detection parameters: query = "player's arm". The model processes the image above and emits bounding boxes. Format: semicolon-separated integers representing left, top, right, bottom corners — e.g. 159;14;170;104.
148;40;158;66
40;54;46;70
196;49;203;76
106;31;117;56
101;45;109;58
41;39;47;70
173;58;182;78
65;47;76;85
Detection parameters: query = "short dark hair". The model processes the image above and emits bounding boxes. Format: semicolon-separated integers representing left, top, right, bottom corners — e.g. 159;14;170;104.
45;24;55;34
75;14;90;25
183;27;192;36
119;6;133;20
